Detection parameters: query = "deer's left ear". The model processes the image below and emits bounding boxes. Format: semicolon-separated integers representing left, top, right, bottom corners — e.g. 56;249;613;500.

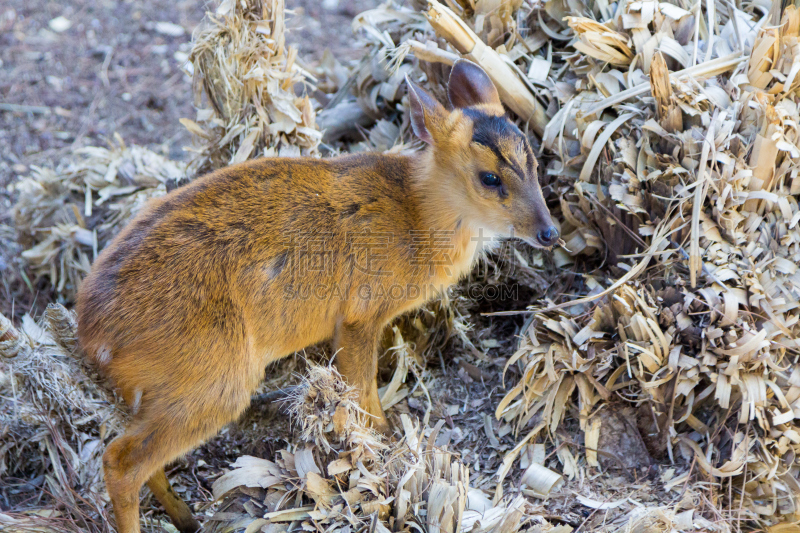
447;59;502;110
406;75;446;145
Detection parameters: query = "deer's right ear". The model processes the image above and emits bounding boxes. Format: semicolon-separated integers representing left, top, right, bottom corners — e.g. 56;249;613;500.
406;76;445;145
447;59;502;110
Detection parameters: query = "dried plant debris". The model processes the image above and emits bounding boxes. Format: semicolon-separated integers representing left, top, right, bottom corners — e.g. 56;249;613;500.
496;2;800;529
349;0;563;147
207;363;558;533
12;136;186;301
208;364;733;533
0;304;124;530
182;0;322;175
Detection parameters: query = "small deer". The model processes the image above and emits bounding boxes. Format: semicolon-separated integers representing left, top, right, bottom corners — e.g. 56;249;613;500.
76;59;558;533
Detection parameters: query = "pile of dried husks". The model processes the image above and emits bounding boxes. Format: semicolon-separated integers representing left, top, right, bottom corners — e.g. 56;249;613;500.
181;0;321;175
501;1;800;526
0;305;124;532
206;363;563;533
5;0;800;530
12;136;186;301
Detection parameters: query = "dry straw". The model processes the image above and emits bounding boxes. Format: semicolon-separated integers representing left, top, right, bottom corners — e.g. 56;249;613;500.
12;136;186;301
1;304;124;532
207;363;549;533
502;2;800;524
182;0;322;175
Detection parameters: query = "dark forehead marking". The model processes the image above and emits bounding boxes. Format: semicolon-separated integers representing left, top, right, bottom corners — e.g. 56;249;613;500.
462;108;534;178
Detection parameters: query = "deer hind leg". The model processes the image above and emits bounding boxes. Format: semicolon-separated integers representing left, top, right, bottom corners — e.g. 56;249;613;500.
146;468;200;533
103;385;253;533
103;420;168;533
334;322;390;434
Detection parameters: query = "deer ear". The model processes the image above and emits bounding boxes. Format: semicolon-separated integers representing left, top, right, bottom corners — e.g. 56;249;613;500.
406;76;445;145
447;59;502;109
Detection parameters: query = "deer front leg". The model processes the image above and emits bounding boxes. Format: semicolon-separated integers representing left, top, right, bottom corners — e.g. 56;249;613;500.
334;322;390;434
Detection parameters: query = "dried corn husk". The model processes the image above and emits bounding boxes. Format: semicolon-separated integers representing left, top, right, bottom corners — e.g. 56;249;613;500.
12;137;186;300
0;305;124;528
499;2;800;526
207;364;553;533
183;0;321;175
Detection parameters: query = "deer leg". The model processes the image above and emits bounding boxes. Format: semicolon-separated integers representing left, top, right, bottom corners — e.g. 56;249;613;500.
146;468;200;533
334;322;390;434
103;387;251;533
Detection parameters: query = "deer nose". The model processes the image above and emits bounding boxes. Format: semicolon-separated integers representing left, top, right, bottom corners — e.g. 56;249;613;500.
537;226;559;247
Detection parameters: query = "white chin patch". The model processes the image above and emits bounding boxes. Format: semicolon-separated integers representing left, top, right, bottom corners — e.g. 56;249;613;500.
472;227;504;253
482;237;503;253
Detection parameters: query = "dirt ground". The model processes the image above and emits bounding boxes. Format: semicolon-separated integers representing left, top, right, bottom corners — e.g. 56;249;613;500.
0;0;377;175
0;0;380;320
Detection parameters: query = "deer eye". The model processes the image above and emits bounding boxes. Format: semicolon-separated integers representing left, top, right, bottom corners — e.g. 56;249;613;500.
480;172;501;188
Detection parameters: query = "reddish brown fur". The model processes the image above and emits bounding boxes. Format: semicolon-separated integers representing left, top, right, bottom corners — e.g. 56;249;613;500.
76;60;556;533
